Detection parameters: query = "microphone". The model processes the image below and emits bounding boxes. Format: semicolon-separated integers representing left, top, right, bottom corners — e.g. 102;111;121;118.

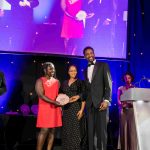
133;82;140;87
141;76;150;82
138;76;150;88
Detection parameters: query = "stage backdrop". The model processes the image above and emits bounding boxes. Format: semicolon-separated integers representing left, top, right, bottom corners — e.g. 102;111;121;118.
0;0;128;59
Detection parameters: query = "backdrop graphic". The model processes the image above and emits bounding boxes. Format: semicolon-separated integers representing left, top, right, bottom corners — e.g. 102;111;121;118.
0;0;128;59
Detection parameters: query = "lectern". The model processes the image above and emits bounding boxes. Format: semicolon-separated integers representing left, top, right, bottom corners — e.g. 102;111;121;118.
121;88;150;150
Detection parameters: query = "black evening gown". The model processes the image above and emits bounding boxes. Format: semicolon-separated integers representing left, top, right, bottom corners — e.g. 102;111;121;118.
61;79;87;150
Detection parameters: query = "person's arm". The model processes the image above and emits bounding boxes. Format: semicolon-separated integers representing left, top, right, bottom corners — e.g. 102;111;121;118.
103;63;112;102
28;0;39;8
61;0;66;12
35;79;61;106
76;80;86;120
92;0;101;31
117;87;122;107
69;80;84;103
99;63;112;110
60;0;75;19
69;95;80;103
0;72;7;96
118;86;128;108
93;0;112;29
93;18;100;32
77;101;86;120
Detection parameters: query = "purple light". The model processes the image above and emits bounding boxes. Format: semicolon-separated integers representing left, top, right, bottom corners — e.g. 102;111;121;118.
33;0;55;23
20;104;30;115
31;104;38;115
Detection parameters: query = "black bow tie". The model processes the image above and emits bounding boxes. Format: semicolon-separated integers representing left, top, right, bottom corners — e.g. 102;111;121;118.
88;62;95;67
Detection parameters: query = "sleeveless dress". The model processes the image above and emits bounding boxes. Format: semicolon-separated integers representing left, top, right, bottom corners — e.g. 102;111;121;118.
36;77;62;128
61;0;84;38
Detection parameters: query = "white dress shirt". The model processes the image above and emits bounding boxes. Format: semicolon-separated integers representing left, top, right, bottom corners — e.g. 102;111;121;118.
88;60;110;104
87;60;96;83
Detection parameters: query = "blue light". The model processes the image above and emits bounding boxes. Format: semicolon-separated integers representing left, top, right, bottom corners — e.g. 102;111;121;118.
0;59;13;112
0;54;24;113
33;0;55;23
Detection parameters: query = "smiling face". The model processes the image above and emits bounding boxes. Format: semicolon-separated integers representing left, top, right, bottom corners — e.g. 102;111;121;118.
84;48;95;63
44;65;55;78
68;65;77;79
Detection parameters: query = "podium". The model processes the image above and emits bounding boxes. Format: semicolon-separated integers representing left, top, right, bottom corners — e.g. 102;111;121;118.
121;88;150;150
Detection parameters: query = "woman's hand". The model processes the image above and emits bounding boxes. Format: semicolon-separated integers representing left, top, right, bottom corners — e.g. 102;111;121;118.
53;101;62;107
69;95;80;103
77;109;84;120
122;102;128;108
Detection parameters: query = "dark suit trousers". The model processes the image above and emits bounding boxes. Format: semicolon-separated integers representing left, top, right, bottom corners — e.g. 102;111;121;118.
87;105;108;150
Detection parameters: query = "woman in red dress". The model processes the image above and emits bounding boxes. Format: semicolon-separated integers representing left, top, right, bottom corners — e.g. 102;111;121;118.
35;62;62;150
61;0;84;55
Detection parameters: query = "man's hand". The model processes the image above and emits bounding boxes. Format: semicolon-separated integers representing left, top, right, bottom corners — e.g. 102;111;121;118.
19;0;30;7
99;101;109;111
103;19;111;26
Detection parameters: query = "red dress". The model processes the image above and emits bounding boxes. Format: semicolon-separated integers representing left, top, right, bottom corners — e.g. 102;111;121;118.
36;77;62;128
61;0;84;38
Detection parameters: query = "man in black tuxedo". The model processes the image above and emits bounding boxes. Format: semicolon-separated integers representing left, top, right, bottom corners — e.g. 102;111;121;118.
84;0;114;57
0;71;7;95
83;46;112;150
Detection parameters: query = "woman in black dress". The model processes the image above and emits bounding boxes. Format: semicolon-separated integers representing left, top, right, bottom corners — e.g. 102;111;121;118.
61;65;87;150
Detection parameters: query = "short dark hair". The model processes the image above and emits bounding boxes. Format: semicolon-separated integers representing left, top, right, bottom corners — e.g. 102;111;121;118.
83;46;94;55
122;72;134;82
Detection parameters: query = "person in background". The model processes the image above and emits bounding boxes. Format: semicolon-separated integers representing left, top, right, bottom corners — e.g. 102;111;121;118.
84;0;113;57
5;0;39;50
6;0;39;22
60;65;87;150
117;72;138;150
0;71;7;95
35;62;62;150
83;46;112;150
61;0;84;55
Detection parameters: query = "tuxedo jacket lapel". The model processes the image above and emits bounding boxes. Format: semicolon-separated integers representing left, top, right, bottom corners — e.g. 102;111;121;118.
84;68;89;81
91;62;98;82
